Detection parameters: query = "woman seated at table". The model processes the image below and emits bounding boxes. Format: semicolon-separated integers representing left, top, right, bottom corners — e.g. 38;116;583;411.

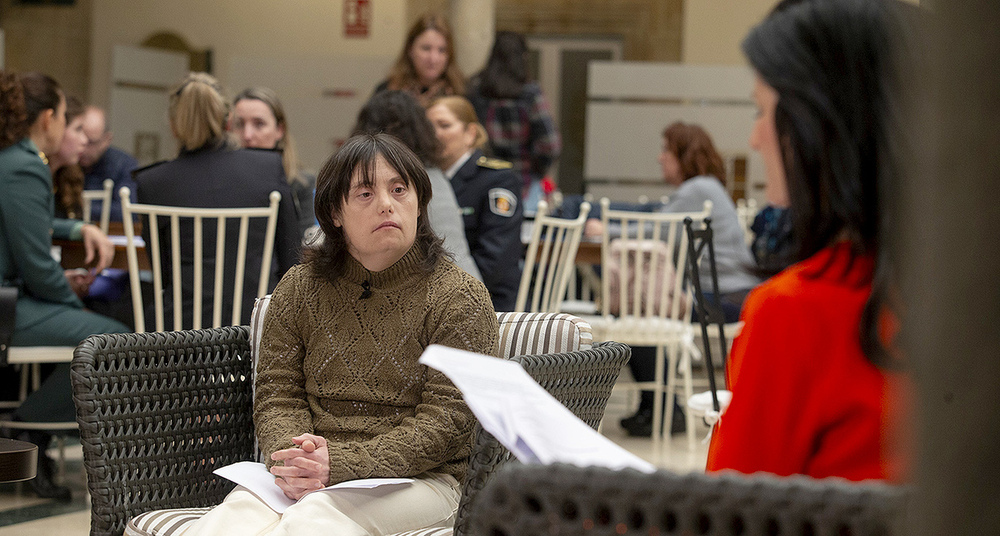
231;86;316;238
427;96;523;312
182;134;498;535
590;122;760;436
133;72;300;329
707;0;910;481
0;70;128;501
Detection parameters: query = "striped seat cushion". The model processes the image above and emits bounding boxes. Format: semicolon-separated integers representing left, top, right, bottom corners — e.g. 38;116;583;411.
125;507;213;536
495;312;592;358
388;528;453;536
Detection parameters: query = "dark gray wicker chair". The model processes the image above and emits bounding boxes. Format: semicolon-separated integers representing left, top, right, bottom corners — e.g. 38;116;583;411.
470;463;910;536
72;318;627;536
446;341;631;536
71;327;255;536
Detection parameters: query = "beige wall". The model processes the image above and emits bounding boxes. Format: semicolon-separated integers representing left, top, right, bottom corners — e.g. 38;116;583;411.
682;0;920;65
1;0;92;100
681;0;777;65
89;0;408;108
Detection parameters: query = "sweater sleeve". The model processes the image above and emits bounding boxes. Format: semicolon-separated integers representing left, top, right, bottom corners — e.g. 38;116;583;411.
706;284;821;476
324;276;499;484
0;158;82;308
254;267;314;465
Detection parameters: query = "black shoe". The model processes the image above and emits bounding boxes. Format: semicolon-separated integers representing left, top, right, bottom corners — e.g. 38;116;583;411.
21;432;72;502
621;407;686;437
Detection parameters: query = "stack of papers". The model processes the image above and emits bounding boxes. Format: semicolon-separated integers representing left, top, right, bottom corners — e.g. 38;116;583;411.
214;462;412;513
420;344;655;473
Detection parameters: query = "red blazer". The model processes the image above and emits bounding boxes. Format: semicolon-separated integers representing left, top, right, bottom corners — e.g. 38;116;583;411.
706;242;909;482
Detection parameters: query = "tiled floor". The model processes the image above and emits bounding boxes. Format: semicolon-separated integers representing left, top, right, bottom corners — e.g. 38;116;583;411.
0;385;711;534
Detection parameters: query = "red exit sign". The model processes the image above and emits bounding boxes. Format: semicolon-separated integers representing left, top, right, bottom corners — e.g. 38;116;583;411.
344;0;371;38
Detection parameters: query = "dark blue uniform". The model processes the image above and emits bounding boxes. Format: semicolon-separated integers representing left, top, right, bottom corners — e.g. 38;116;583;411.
450;150;523;311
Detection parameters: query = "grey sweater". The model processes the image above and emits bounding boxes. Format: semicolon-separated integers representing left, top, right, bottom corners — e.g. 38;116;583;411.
658;176;760;294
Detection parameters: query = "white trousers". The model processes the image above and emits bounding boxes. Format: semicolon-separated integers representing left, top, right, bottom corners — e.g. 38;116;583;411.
180;472;461;536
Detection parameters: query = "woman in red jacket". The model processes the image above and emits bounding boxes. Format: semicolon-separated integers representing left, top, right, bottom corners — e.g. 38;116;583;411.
706;0;912;482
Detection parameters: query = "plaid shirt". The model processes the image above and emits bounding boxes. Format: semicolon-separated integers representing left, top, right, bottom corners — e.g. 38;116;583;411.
469;82;561;197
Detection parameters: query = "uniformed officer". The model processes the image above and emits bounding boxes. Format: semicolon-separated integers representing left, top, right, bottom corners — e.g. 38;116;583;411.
428;97;523;311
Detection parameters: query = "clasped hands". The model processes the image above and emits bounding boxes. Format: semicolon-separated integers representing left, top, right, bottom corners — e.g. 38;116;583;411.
270;433;331;500
65;224;116;298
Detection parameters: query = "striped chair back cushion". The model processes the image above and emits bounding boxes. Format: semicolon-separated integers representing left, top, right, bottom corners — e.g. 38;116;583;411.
495;311;593;357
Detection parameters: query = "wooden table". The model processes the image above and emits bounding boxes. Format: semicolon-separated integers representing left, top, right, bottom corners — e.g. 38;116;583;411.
56;220;150;271
0;437;37;483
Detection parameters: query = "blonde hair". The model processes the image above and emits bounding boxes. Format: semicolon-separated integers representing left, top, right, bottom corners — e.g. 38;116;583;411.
233;86;307;187
169;72;229;152
431;96;488;149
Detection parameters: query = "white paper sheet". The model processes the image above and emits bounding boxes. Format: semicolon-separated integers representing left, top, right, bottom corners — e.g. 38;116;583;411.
419;344;655;473
214;461;413;514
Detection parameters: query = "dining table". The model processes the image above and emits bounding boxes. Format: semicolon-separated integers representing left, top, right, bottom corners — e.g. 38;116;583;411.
56;220;150;271
0;437;37;483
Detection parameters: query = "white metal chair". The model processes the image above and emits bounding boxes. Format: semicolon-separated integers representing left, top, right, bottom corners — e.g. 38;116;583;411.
587;197;712;452
516;200;591;313
81;178;114;234
736;197;759;246
120;187;282;332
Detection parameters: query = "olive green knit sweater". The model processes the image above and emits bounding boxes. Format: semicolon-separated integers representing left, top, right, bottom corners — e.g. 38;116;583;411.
255;245;499;485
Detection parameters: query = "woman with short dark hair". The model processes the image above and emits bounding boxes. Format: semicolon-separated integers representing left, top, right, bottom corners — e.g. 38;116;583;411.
183;133;498;534
707;0;911;481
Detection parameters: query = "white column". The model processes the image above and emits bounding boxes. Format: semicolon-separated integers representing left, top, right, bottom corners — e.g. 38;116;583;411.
449;0;495;78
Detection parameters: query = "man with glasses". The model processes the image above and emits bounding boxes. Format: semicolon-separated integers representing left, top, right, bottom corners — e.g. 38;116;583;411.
80;106;138;222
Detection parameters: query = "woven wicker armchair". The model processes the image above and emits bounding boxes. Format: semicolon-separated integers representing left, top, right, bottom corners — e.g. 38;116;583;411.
71;308;622;536
71;327;256;536
469;463;910;536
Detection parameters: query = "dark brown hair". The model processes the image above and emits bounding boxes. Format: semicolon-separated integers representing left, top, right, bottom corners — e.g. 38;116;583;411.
306;133;444;281
663;122;726;182
387;13;465;97
0;70;27;150
19;72;63;128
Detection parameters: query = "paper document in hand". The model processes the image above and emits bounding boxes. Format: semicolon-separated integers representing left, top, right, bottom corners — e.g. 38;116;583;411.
419;344;655;473
214;461;413;514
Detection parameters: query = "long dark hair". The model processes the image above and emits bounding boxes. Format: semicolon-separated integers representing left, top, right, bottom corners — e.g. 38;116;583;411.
476;31;529;99
743;0;909;367
305;133;444;282
352;90;440;166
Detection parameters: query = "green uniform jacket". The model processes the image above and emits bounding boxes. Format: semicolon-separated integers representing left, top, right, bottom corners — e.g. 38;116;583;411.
0;138;86;325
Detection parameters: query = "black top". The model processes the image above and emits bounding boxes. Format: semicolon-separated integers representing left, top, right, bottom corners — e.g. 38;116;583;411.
134;143;300;328
449;149;524;311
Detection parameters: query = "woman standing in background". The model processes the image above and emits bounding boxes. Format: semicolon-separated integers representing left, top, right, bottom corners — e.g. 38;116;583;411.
374;13;465;107
467;31;560;214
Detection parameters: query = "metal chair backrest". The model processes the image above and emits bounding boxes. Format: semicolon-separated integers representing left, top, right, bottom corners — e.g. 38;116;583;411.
516;200;592;312
736;197;759;245
598;197;712;322
120;187;282;332
81;178;114;234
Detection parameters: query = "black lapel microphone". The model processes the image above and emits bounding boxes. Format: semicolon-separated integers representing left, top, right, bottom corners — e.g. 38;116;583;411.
359;280;372;299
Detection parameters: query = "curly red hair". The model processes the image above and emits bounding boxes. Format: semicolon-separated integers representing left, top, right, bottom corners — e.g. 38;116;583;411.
0;70;28;150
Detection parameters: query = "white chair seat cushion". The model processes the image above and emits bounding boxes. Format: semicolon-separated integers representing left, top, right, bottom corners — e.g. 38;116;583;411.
583;315;692;346
125;507;214;536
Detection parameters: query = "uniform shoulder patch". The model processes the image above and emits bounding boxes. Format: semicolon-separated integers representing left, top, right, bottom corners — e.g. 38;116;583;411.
488;188;517;217
477;156;513;170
